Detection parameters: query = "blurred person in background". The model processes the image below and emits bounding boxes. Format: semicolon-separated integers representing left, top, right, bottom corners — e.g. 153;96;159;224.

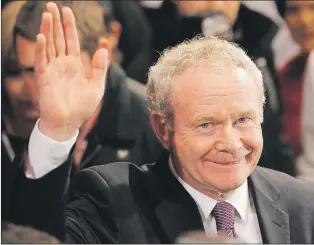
141;0;295;176
12;0;162;168
1;0;28;223
109;1;153;83
2;0;163;222
2;0;153;84
276;0;314;180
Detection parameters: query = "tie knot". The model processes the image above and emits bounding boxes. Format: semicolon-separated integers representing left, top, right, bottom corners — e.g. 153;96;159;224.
212;202;236;230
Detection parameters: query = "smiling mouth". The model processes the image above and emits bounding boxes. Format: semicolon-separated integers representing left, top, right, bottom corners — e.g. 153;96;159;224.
19;101;35;109
205;160;238;166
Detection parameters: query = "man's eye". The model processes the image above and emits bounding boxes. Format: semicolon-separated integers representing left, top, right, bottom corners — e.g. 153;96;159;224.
6;68;22;77
236;117;250;124
200;123;209;128
286;6;299;15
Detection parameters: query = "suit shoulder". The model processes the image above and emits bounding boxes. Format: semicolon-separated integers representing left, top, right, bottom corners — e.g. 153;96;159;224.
82;162;148;185
253;167;314;203
71;162;145;200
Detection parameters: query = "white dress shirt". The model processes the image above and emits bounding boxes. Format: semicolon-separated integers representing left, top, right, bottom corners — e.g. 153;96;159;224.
26;119;78;179
27;121;262;243
169;159;263;243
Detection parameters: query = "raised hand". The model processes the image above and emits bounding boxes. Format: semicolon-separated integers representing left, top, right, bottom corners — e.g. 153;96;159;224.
35;2;108;141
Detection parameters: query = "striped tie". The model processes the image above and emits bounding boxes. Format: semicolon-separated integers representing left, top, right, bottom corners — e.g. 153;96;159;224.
212;201;239;239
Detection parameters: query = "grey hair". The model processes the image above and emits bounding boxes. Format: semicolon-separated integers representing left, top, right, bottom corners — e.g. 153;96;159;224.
147;36;265;129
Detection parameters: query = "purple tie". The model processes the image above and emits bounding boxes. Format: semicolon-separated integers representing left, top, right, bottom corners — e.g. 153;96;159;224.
212;201;239;239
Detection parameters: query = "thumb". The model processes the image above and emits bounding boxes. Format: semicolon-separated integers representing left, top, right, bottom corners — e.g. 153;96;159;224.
91;48;108;86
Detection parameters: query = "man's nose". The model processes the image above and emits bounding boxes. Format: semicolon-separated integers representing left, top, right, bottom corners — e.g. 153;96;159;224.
214;124;243;154
22;76;39;104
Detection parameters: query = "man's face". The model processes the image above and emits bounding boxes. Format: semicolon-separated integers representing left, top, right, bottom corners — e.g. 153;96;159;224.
285;1;314;52
5;34;40;121
169;63;263;196
205;1;240;26
176;1;240;26
12;34;96;122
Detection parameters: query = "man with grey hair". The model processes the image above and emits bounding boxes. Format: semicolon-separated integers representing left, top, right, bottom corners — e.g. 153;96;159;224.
10;2;314;244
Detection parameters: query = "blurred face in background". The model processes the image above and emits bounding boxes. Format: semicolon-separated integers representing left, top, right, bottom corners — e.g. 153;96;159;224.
12;30;117;120
4;73;39;122
285;1;314;52
5;33;96;127
4;35;40;122
3;1;120;138
175;1;241;26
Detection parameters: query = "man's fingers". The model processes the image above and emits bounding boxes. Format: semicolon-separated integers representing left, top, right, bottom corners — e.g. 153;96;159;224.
91;48;108;86
46;2;66;57
34;34;47;76
40;12;56;62
62;7;80;56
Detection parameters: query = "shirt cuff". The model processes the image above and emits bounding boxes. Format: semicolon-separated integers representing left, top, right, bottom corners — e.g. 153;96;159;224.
25;119;79;179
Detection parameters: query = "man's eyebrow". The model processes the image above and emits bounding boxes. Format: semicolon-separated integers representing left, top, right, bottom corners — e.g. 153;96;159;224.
237;109;256;117
194;110;257;122
194;116;217;122
233;109;259;120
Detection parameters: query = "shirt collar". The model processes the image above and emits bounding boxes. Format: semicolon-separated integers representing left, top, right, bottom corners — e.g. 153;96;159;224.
169;157;249;221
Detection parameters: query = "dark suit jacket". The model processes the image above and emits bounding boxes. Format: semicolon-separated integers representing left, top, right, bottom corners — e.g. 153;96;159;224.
111;1;153;84
2;63;163;223
10;151;314;243
77;63;163;170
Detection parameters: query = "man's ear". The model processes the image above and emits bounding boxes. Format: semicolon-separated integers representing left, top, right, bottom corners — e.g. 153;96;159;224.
97;38;112;67
150;112;171;150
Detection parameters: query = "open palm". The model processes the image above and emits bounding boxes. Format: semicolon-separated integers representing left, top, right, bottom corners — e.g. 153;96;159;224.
35;2;108;138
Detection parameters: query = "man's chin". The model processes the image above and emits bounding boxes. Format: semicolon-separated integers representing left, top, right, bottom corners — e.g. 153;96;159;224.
199;180;243;200
21;111;40;122
201;171;247;193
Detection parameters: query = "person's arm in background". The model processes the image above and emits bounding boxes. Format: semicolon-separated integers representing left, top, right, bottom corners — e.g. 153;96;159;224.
259;95;296;176
296;51;314;181
257;49;296;176
9;2;108;241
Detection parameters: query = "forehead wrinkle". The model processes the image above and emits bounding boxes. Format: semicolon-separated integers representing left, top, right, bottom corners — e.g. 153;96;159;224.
170;65;260;112
193;103;257;117
174;83;250;100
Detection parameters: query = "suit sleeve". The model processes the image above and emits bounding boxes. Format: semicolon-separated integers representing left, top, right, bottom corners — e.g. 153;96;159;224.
10;154;119;243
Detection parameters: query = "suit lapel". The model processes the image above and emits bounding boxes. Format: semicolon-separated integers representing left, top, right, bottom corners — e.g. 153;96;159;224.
249;169;290;244
151;151;203;243
155;198;203;243
150;154;291;243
